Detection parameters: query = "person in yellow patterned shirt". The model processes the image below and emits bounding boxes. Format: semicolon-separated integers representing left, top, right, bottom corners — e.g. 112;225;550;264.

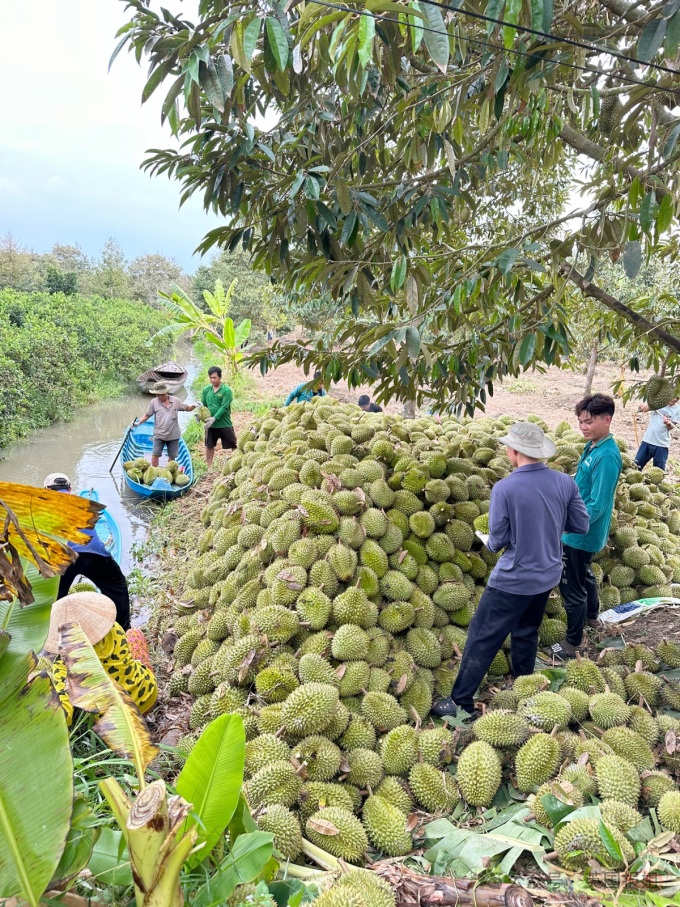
42;591;157;725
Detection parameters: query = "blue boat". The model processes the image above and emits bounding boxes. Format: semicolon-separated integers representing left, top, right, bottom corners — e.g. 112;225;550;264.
78;489;122;564
120;419;193;499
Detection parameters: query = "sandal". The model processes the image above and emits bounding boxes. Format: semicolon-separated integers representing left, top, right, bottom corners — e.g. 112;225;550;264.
549;641;578;660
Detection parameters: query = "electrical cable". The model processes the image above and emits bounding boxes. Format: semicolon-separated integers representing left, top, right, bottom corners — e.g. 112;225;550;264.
304;0;680;97
416;0;680;79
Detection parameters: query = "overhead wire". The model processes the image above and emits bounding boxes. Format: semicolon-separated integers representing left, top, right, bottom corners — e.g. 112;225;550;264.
416;0;680;79
304;0;680;97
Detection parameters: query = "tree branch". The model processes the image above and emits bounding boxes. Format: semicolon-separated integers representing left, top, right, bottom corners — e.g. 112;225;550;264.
560;263;680;353
559;124;670;198
597;0;655;24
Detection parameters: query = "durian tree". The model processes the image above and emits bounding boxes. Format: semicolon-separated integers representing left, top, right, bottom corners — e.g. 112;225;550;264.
116;0;680;411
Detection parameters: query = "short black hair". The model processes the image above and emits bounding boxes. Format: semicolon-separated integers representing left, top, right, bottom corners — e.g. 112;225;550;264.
313;371;322;379
358;395;370;406
48;479;71;491
575;393;615;418
208;366;222;377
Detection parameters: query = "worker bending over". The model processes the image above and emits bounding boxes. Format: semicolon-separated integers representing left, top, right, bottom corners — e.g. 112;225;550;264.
285;372;326;406
432;423;589;719
635;397;680;472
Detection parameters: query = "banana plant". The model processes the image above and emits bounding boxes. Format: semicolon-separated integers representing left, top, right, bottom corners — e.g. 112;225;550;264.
149;279;251;377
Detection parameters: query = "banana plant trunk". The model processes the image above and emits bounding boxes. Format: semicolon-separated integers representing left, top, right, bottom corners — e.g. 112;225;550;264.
100;778;197;907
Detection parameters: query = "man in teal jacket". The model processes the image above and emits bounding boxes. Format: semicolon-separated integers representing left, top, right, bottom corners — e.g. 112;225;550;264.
551;393;622;659
285;371;326;406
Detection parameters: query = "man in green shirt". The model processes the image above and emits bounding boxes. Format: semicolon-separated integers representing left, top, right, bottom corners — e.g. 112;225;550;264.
551;393;622;660
201;366;236;469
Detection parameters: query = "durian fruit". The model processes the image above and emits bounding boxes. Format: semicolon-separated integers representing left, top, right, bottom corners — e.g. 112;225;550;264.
641;770;677;808
408;762;461;812
565;655;605;693
291;735;342;782
624;670;662;706
246;760;303;808
305;807;369;863
281;683;339;737
375;776;414;815
600;799;643;833
628;706;660;746
595;754;641;807
472;710;531;749
244;733;290;777
657;639;680;669
362;795;412;856
512;673;550;698
646;374;675;411
588;691;631;729
257;804;303;859
661;678;680;710
561;763;597;798
334;869;397;907
346;747;384;789
361;691;408;731
554;817;633;870
528;780;583;828
418;727;453;766
380;725;419;775
557;686;590;723
517;691;572;732
298;781;355;821
601;726;655;772
658;791;680;832
455;741;502;806
515;733;561;791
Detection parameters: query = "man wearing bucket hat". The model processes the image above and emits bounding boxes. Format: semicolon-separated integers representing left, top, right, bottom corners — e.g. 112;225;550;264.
135;381;196;468
432;422;589;719
42;591;157;724
45;472;132;630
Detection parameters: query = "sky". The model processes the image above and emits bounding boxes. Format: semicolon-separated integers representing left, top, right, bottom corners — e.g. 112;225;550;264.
0;1;216;271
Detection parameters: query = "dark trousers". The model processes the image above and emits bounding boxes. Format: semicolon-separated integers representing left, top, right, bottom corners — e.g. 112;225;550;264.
635;441;669;471
58;552;131;630
559;544;599;646
450;584;551;712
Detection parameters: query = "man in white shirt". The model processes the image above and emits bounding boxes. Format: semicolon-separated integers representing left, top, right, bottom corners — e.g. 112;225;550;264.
635;398;680;471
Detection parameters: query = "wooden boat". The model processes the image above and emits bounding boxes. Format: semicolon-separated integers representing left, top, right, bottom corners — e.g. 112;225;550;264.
78;489;122;564
136;360;188;394
121;419;193;499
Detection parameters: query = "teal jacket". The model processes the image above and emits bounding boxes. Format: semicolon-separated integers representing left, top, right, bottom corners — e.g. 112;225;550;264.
562;434;622;553
285;384;326;406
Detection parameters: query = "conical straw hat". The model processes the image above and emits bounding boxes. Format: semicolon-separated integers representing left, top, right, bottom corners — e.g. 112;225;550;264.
44;591;116;653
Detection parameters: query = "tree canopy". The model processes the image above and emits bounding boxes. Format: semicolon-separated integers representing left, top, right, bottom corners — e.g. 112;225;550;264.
116;0;680;411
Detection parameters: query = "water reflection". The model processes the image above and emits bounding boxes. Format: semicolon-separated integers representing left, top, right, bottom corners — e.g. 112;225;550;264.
0;356;200;575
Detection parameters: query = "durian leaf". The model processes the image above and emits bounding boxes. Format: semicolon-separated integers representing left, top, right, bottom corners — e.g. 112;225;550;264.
176;713;246;869
59;622;158;785
541;793;577;830
599;819;624;863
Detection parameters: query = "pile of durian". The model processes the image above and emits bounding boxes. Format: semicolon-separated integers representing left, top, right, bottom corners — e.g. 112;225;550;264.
124;457;191;487
162;396;680;871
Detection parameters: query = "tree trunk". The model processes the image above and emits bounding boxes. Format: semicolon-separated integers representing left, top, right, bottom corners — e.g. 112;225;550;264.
584;340;598;396
402;399;417;420
372;862;535;907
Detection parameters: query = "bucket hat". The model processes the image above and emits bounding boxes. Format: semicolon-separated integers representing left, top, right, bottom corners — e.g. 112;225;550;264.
150;381;170;394
498;422;556;459
44;591;117;653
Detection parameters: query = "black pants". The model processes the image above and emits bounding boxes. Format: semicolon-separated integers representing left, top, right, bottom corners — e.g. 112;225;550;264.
58;552;131;630
559;544;599;646
450;584;551;713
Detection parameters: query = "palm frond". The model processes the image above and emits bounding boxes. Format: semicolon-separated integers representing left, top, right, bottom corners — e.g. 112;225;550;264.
145;323;189;347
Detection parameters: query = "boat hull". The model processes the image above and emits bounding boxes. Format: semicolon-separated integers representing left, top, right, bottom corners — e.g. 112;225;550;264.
121;420;193;499
78;489;123;564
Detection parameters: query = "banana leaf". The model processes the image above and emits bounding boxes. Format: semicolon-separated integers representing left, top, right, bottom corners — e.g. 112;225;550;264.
0;667;73;907
49;795;100;889
193;831;274;907
0;561;59;695
87;827;133;887
58;623;158;786
176;713;246;869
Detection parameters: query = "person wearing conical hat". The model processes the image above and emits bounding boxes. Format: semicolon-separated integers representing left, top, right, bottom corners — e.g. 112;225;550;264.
136;381;196;468
41;591;157;725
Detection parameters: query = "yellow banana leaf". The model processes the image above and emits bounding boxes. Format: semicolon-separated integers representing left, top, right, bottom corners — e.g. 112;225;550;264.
0;482;102;569
59;623;159;787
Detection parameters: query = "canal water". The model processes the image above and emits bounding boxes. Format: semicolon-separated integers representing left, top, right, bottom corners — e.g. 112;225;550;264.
0;356;201;577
